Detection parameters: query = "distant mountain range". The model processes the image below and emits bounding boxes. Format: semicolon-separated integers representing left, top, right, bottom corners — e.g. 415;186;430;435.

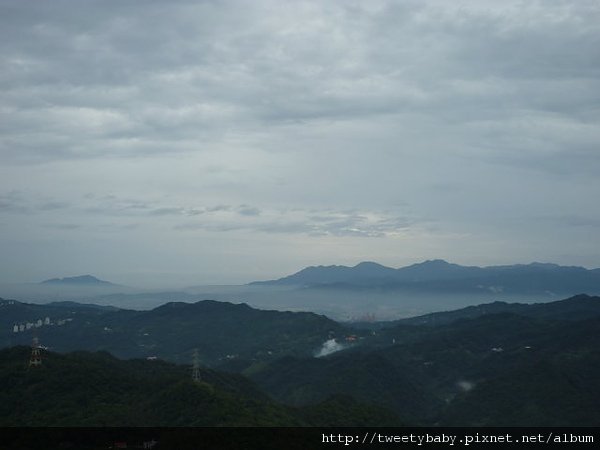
251;259;600;296
40;274;117;286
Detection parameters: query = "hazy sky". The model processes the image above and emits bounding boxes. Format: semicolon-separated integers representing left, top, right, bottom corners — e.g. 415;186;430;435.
1;0;599;287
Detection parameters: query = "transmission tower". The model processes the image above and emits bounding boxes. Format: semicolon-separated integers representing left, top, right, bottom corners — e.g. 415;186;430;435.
192;348;201;382
29;336;42;367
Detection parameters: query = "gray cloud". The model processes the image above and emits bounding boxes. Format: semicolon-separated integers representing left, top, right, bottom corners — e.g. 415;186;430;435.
0;191;28;213
148;207;204;216
1;0;599;285
45;223;81;230
38;201;70;211
237;206;261;216
544;215;600;229
0;191;72;214
174;207;419;238
2;1;598;165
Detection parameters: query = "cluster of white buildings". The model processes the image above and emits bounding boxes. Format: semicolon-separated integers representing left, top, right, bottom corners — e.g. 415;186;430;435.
13;317;51;333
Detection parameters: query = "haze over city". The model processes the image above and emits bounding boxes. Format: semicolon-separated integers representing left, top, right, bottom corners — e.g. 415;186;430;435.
1;0;599;288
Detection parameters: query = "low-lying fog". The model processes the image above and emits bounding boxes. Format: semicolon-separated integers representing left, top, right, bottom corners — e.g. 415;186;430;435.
0;282;557;321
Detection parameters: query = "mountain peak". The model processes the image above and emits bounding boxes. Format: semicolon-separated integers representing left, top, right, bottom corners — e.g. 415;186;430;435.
528;262;561;269
420;259;451;266
354;261;387;268
41;275;114;285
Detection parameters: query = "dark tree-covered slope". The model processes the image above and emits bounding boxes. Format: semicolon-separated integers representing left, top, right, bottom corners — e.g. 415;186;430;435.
2;299;346;366
0;347;401;427
248;310;600;426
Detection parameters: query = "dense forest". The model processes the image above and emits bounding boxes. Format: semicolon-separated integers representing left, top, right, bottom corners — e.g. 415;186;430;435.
0;346;401;427
1;294;599;427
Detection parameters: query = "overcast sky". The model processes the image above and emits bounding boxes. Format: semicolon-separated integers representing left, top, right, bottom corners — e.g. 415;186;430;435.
1;0;599;287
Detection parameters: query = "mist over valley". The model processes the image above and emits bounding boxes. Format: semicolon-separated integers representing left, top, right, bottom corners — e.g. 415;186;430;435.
2;0;599;434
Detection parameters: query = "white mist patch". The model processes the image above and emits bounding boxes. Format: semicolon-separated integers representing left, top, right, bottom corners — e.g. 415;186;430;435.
314;339;347;357
457;380;475;392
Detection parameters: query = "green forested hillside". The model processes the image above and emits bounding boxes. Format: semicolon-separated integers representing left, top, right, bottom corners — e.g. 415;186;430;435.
393;293;600;326
0;347;401;426
248;313;600;426
2;299;346;365
2;295;599;427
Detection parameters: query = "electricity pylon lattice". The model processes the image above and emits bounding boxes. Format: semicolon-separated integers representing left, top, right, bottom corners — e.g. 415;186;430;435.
29;336;42;367
192;349;201;382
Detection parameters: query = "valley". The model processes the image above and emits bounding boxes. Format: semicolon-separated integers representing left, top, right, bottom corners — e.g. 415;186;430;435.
2;293;599;426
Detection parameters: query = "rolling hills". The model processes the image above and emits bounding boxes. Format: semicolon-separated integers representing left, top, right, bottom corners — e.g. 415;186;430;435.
1;298;347;365
243;295;600;426
0;346;401;426
2;294;599;426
